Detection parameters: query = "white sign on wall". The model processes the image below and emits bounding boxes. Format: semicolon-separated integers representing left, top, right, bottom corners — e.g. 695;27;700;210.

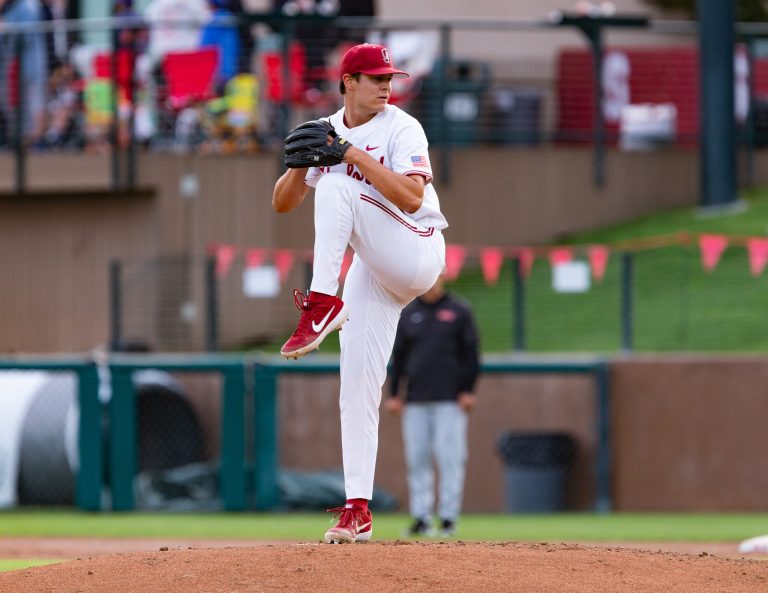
243;265;280;298
552;261;591;293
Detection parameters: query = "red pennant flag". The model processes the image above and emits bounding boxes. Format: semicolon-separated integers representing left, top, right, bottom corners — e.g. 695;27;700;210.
480;248;504;285
516;248;535;278
273;249;295;283
244;248;266;269
340;250;354;282
444;244;466;281
747;238;768;277
698;234;728;272
588;245;610;281
549;247;573;267
209;243;237;279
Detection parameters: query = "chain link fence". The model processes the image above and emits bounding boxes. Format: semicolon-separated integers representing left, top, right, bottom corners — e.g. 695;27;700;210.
2;12;768;186
0;364;227;511
111;240;768;354
0;371;79;506
453;243;768;353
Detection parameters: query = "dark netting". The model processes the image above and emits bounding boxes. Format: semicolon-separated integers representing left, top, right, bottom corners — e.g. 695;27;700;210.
135;381;204;472
127;370;220;511
0;367;219;509
497;432;577;468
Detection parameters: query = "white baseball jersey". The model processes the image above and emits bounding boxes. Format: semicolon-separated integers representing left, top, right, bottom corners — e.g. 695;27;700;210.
304;104;448;231
304;104;447;502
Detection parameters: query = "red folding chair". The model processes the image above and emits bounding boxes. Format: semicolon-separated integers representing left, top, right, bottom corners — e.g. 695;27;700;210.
161;47;220;110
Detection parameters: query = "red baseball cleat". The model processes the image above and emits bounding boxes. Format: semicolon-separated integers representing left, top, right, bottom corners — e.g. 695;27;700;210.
324;504;373;544
280;290;349;359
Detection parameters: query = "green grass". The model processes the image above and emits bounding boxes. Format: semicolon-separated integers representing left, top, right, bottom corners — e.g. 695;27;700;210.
449;186;768;353
563;186;768;244
0;559;61;572
1;510;767;543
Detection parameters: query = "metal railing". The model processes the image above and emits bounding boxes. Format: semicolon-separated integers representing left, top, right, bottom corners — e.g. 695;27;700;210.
108;354;246;511
2;13;768;192
0;353;611;512
0;354;246;512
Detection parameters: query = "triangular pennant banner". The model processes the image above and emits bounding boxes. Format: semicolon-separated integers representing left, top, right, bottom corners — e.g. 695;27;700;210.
444;244;467;281
516;248;535;278
480;248;504;286
747;238;768;277
698;234;728;272
588;245;610;281
273;249;295;283
209;243;237;279
340;249;354;283
549;247;573;267
244;247;266;269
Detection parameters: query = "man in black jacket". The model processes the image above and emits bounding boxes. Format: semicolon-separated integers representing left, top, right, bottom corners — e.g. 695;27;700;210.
386;275;480;537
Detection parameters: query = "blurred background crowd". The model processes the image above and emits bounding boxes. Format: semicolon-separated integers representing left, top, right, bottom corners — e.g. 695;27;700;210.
0;0;379;154
2;1;767;160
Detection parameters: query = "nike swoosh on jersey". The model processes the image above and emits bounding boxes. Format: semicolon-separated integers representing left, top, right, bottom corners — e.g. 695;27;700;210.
365;145;379;151
311;308;336;333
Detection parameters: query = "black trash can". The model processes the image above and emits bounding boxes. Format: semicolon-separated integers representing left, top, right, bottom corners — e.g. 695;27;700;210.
497;431;576;513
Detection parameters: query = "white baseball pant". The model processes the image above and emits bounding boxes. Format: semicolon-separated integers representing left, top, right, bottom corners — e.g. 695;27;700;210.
310;173;445;499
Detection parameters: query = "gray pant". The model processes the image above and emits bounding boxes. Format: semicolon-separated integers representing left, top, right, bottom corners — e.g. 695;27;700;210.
402;401;468;522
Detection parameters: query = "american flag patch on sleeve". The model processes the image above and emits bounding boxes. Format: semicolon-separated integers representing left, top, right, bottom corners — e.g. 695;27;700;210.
411;155;429;167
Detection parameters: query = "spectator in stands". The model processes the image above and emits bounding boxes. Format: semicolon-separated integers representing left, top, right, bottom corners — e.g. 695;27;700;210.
200;0;240;91
113;0;147;54
43;58;80;148
228;0;253;75
141;0;211;148
143;0;210;67
39;0;56;72
271;0;373;101
0;0;48;147
40;0;73;71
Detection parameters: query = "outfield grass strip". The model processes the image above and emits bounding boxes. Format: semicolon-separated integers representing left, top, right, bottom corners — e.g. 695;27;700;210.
1;511;768;543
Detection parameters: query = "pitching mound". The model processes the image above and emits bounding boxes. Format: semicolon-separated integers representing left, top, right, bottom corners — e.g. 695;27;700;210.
1;541;766;593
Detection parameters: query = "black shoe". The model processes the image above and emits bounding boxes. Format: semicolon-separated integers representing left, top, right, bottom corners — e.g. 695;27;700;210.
403;518;432;537
439;519;456;537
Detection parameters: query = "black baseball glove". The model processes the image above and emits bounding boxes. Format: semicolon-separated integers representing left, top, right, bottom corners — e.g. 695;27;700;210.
284;119;352;168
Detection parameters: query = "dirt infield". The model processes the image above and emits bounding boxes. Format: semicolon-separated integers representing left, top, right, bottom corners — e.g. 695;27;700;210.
1;540;766;593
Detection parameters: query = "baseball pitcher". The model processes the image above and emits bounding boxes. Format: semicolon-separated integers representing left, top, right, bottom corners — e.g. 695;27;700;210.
272;43;447;543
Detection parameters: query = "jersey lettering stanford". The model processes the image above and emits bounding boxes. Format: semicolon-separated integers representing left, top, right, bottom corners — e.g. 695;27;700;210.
304;105;448;231
316;156;385;185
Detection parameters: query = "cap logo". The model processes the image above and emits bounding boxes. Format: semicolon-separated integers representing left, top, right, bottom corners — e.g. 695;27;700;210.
381;48;391;64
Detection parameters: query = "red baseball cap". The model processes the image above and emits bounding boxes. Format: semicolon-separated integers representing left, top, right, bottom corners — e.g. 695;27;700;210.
339;43;409;79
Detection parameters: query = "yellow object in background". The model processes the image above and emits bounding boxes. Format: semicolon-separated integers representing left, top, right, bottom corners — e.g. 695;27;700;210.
225;74;259;129
84;78;113;126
